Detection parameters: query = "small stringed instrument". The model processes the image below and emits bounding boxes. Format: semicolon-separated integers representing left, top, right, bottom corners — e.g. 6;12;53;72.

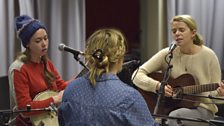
30;90;59;126
29;68;89;126
138;72;219;115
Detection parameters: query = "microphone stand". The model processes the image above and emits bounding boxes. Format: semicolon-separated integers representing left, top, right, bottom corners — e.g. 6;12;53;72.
153;51;174;124
72;53;89;70
0;105;54;126
180;93;224;125
158;86;224;125
181;93;224;101
153;114;218;126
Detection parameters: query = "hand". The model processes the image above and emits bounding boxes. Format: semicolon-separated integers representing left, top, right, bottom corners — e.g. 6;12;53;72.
156;83;173;97
164;84;173;97
217;81;224;96
53;90;64;105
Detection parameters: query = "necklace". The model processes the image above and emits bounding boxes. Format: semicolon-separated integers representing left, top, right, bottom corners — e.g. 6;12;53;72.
185;55;193;72
179;53;192;72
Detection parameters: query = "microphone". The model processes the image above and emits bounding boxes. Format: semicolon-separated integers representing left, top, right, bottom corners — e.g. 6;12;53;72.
122;60;140;69
58;43;84;55
169;41;177;53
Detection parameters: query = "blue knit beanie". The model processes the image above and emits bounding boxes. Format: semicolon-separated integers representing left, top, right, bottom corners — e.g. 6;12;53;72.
15;15;46;48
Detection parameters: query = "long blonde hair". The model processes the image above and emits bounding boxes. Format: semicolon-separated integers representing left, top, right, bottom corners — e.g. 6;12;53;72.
171;15;204;45
84;28;127;86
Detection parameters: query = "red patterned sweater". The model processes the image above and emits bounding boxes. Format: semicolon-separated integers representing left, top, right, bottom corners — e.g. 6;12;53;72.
9;59;69;116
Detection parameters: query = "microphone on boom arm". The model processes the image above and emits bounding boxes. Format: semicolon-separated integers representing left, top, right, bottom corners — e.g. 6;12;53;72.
169;41;177;53
58;43;84;56
58;43;88;69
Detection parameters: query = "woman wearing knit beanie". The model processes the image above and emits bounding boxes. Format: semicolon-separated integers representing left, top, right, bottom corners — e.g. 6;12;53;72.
8;15;69;126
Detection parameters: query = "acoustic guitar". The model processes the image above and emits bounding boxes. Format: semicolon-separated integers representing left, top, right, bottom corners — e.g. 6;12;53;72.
138;72;219;115
30;90;59;126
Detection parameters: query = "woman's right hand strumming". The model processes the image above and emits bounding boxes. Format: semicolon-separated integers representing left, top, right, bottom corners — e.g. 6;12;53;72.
53;90;64;105
156;82;173;97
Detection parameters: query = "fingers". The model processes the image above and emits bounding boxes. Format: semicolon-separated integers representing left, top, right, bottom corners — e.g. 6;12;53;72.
58;90;64;96
156;83;173;97
217;82;224;96
53;90;64;104
217;87;224;96
57;90;64;100
165;85;173;97
219;81;224;88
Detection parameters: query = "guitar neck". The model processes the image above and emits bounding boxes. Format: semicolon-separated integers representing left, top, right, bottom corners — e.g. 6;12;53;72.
182;83;219;94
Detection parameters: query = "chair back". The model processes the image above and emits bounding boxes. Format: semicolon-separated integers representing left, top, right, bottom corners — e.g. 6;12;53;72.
0;76;10;110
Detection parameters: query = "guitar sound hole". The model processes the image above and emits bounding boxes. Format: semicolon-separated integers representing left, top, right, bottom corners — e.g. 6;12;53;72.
173;88;183;99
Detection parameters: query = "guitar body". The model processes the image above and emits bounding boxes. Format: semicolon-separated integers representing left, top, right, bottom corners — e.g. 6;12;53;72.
138;72;196;115
30;90;59;126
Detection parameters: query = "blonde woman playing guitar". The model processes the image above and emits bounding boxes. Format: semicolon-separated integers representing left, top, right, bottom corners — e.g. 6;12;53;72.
132;15;224;126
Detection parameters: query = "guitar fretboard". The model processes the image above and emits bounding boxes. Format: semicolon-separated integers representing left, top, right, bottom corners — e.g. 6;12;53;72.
182;83;219;94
